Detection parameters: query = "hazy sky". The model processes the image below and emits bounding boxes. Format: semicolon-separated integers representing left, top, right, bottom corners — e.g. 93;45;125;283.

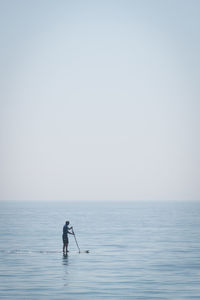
0;0;199;201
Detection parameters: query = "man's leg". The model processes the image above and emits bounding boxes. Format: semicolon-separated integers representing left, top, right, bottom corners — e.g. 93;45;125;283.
66;241;69;252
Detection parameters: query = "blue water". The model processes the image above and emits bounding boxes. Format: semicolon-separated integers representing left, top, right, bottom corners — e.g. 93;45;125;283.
0;201;200;299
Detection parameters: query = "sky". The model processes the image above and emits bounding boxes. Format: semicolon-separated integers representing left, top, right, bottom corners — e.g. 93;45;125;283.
0;0;199;201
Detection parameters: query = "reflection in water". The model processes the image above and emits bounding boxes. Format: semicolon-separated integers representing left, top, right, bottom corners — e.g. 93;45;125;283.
62;253;69;265
62;253;69;286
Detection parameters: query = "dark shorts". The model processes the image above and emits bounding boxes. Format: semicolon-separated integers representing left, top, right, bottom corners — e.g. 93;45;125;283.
62;234;68;243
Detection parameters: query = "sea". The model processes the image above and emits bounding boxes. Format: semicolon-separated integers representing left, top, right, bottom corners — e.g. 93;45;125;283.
0;200;200;299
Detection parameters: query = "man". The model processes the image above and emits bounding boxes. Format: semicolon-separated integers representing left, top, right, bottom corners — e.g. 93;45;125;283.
62;221;74;254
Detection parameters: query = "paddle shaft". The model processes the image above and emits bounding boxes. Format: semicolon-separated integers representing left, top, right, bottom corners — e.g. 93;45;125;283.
73;230;81;253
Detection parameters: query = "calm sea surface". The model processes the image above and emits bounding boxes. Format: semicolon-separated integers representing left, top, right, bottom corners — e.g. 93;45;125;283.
0;201;200;299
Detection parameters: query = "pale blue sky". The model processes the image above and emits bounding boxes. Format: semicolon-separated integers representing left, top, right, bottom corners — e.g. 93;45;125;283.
0;0;199;201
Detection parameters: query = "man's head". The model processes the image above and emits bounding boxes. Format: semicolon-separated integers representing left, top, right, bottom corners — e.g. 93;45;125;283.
66;221;70;225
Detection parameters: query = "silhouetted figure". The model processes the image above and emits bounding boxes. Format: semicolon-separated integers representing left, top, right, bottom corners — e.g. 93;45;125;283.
62;221;74;254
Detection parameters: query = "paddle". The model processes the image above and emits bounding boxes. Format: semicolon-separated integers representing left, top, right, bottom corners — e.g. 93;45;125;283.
72;228;89;254
72;228;81;253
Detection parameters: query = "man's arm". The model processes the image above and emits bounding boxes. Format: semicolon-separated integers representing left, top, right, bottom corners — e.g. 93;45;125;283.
67;227;74;235
67;230;74;235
